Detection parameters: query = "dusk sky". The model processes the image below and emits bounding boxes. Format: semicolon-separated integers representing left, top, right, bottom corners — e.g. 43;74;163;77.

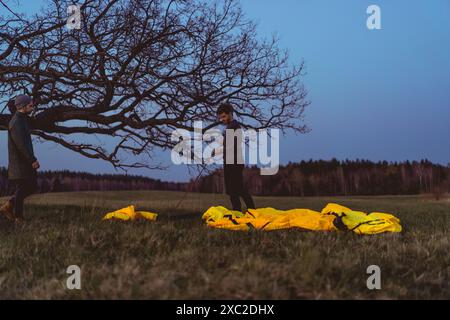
1;0;449;182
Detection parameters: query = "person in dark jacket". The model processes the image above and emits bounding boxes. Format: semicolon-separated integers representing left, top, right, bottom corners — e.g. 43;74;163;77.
0;95;40;224
217;103;255;212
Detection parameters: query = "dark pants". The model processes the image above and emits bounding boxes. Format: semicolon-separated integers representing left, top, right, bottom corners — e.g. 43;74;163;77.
224;165;255;211
229;192;255;212
10;176;37;219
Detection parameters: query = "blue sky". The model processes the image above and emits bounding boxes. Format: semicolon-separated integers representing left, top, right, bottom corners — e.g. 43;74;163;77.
1;0;450;181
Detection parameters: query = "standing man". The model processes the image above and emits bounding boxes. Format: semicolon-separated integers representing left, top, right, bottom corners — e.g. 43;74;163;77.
0;95;39;224
217;103;255;212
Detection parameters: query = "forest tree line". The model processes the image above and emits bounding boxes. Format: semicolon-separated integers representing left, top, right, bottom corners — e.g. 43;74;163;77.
1;159;449;198
188;159;450;197
0;168;186;196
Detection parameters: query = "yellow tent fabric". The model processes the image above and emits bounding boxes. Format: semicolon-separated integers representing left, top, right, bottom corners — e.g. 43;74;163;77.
202;203;401;234
320;203;402;234
102;205;158;221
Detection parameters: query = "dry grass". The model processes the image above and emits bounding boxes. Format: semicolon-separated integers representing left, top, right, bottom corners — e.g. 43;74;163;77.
0;191;449;299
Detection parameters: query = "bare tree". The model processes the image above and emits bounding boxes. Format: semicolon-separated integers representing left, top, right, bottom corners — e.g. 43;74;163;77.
0;0;309;170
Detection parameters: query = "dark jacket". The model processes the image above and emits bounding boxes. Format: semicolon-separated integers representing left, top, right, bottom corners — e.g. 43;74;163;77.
223;120;245;194
223;119;244;168
8;112;37;180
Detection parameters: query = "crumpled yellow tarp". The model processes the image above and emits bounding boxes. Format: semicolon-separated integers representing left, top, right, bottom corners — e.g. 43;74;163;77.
102;205;158;221
202;203;402;234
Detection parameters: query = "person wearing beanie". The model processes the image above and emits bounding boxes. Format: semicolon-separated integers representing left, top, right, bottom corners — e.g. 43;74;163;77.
0;94;40;224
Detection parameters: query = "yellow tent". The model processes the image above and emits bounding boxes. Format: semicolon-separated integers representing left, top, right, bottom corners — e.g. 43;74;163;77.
102;205;158;222
102;203;402;234
202;203;402;234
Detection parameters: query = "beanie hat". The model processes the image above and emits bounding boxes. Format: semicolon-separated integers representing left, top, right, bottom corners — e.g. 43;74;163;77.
14;94;32;109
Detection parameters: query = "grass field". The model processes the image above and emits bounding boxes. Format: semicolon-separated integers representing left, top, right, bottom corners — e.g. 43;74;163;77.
0;191;449;299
